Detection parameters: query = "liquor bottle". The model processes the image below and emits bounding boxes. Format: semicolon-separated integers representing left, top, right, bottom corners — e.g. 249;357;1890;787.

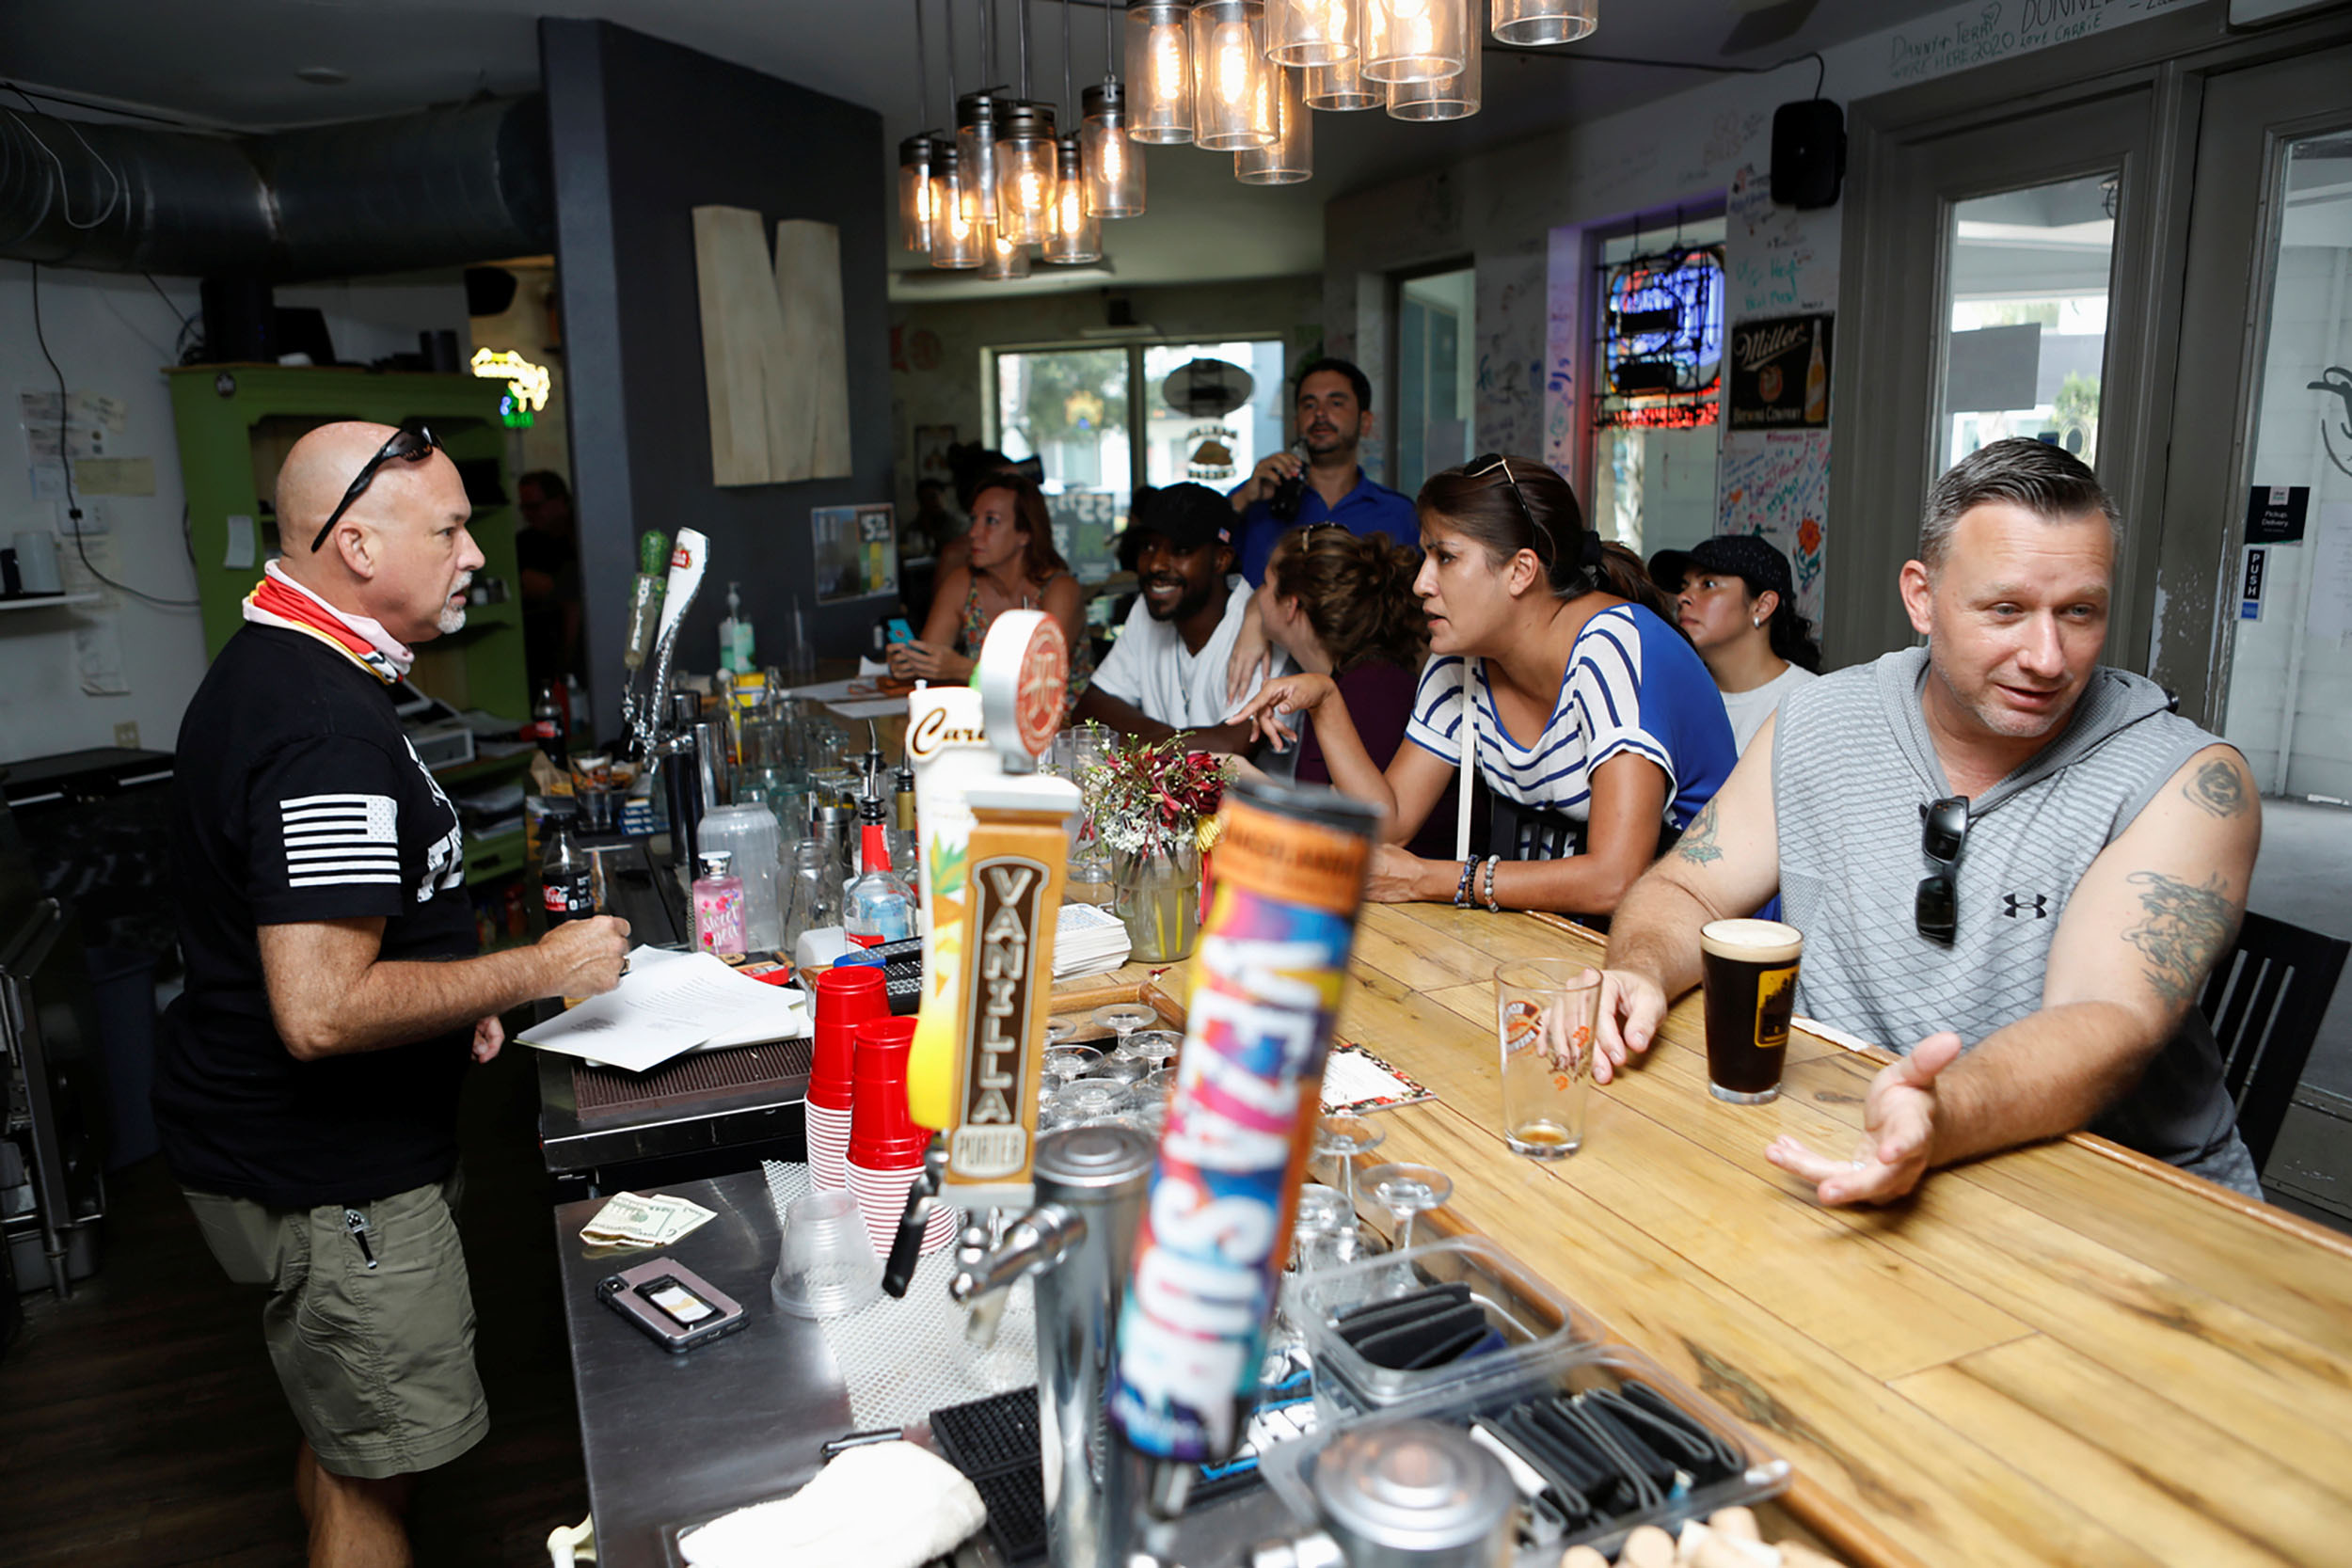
531;681;569;770
1804;320;1828;425
890;760;920;876
540;806;595;925
844;790;916;949
692;850;748;956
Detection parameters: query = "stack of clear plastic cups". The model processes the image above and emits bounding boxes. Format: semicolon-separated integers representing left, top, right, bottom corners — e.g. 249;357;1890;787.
807;966;885;1190
695;803;784;951
844;1016;955;1257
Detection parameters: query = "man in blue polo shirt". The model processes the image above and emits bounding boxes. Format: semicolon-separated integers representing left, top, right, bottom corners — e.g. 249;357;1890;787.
1226;356;1420;584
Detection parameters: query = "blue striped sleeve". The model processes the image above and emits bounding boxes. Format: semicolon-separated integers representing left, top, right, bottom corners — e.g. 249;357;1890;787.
1405;655;1466;765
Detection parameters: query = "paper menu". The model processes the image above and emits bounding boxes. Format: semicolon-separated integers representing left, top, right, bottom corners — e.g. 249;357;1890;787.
1318;1044;1434;1115
518;946;809;1072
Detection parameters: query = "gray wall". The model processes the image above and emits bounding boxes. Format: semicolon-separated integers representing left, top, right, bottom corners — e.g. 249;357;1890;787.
542;18;892;735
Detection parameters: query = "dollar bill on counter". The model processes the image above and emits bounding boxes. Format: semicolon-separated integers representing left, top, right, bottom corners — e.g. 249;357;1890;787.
579;1191;717;1250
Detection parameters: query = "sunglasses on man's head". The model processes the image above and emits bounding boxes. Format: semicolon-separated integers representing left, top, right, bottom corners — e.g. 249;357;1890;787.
1915;795;1971;943
1466;452;1557;569
309;423;441;553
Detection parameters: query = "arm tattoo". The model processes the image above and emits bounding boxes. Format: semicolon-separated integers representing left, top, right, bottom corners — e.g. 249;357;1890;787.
1676;800;1724;864
2184;756;2250;819
2122;871;2238;1008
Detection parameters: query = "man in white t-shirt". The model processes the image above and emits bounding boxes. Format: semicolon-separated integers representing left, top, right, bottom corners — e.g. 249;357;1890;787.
1077;483;1277;752
1648;533;1820;754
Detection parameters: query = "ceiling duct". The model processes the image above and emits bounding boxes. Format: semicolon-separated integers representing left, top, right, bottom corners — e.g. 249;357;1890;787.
0;96;551;281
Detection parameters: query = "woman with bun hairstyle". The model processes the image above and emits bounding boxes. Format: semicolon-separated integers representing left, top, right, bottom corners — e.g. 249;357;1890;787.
1254;523;1454;861
1238;454;1735;916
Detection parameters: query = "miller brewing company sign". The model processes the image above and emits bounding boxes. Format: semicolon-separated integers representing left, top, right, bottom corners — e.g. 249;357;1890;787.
1726;312;1833;432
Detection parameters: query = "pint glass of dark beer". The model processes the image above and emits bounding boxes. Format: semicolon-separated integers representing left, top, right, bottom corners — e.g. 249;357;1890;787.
1699;918;1804;1104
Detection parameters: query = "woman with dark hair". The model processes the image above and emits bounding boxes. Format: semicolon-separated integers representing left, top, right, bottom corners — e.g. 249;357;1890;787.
1237;454;1735;917
1647;535;1821;754
888;473;1093;696
1253;524;1454;861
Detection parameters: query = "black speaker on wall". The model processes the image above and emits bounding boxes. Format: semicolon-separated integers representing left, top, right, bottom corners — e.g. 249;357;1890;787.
1771;99;1846;210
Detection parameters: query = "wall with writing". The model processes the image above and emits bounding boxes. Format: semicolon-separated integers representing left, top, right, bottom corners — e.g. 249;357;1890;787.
1329;0;2212;655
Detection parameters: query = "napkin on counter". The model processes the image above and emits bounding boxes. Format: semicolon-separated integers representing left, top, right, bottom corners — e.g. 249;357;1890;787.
676;1440;985;1568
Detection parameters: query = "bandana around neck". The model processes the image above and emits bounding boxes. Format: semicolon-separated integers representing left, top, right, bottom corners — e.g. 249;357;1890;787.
242;561;416;683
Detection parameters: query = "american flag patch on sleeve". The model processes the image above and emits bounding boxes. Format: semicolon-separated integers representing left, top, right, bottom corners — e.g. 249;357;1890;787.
279;793;402;888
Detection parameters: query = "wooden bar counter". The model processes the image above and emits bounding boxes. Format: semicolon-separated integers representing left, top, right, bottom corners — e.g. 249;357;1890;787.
1116;903;2352;1568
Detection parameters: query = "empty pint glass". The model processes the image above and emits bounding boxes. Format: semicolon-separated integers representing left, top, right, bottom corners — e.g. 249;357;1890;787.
1700;919;1804;1103
1494;958;1597;1158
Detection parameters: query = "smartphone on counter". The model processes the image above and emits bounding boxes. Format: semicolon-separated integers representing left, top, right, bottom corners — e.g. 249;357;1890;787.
597;1259;747;1353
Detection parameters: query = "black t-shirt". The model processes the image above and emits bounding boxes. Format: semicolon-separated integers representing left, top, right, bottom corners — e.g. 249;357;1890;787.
157;625;476;1208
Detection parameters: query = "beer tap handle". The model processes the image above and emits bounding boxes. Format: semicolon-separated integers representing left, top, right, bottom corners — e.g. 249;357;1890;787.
947;1202;1085;1351
882;1136;951;1298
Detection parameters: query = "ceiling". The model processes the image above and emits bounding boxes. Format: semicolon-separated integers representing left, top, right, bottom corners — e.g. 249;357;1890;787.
3;0;1954;300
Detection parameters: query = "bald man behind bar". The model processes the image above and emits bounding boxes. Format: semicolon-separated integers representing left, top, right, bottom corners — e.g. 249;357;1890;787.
157;421;628;1566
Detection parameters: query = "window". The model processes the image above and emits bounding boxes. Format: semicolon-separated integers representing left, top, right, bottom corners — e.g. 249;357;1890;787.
989;337;1285;583
1396;267;1475;498
1587;217;1726;556
994;347;1133;582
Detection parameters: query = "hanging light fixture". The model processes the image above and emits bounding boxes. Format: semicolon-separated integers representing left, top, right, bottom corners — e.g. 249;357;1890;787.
1267;0;1358;67
1236;62;1311;183
1044;135;1102;261
899;134;938;254
957;90;1007;235
1083;0;1143;217
1191;0;1271;152
930;147;983;267
929;2;980;268
1127;1;1194;144
1490;0;1597;45
1082;81;1144;215
1386;25;1478;119
1303;54;1383;109
996;101;1057;245
980;221;1032;280
1362;0;1466;84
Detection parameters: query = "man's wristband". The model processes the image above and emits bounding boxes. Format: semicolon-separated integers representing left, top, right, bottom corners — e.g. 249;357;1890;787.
1453;859;1478;908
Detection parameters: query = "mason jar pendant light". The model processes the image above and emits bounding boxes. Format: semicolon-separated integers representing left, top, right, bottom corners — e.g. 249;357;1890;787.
930;147;982;267
1490;0;1597;46
1043;134;1101;261
995;101;1057;245
1191;0;1271;152
1082;81;1144;216
1267;0;1359;67
1127;1;1194;144
1386;24;1478;119
899;134;938;254
980;220;1032;280
1362;0;1465;84
1236;61;1311;183
957;90;1006;236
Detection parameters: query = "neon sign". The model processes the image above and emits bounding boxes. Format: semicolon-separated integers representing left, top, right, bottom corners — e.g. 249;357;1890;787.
1593;246;1724;431
469;347;552;414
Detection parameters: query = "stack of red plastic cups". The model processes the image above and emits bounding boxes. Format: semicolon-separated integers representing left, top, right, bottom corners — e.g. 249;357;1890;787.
808;967;884;1192
845;1016;956;1258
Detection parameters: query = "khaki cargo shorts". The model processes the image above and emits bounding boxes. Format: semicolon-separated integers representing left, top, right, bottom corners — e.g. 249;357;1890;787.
183;1172;489;1480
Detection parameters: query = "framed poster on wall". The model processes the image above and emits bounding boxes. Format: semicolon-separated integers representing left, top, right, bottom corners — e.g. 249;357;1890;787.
811;503;898;602
1727;312;1833;431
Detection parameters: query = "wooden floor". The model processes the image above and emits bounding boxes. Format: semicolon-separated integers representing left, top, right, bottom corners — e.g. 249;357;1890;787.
0;1026;588;1566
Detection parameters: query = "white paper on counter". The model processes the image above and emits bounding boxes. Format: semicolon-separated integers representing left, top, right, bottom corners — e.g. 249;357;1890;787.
519;945;808;1071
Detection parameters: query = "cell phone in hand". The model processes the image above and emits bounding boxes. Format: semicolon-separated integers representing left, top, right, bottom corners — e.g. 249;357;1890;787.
886;617;914;645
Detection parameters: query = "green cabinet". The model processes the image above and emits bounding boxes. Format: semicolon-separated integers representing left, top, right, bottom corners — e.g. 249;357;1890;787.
166;366;534;884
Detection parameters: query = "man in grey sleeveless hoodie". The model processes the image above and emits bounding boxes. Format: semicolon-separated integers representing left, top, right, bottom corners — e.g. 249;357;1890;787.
1594;439;2264;1203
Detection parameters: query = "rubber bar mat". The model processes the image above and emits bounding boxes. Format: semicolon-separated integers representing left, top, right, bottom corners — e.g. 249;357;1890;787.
569;1038;813;1119
932;1387;1048;1565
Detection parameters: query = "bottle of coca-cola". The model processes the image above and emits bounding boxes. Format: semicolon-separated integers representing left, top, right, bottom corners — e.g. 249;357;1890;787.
531;681;569;771
1267;441;1309;522
540;805;595;925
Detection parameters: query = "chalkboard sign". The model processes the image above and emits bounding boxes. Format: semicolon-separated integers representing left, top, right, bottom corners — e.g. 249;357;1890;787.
1727;312;1832;431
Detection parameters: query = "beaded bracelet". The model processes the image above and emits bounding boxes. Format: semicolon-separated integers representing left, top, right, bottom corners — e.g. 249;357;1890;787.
1453;858;1479;908
1480;855;1502;912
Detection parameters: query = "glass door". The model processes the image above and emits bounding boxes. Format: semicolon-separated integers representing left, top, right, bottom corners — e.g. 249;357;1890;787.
993;346;1134;582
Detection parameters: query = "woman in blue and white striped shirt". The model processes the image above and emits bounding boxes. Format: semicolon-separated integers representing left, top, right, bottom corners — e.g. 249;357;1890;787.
1238;454;1736;917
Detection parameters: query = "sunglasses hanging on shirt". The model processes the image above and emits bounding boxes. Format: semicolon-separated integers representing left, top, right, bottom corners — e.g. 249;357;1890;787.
1915;795;1971;943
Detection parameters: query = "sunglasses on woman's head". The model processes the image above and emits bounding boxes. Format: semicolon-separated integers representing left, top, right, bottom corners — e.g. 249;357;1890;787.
309;423;441;552
1465;452;1557;569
